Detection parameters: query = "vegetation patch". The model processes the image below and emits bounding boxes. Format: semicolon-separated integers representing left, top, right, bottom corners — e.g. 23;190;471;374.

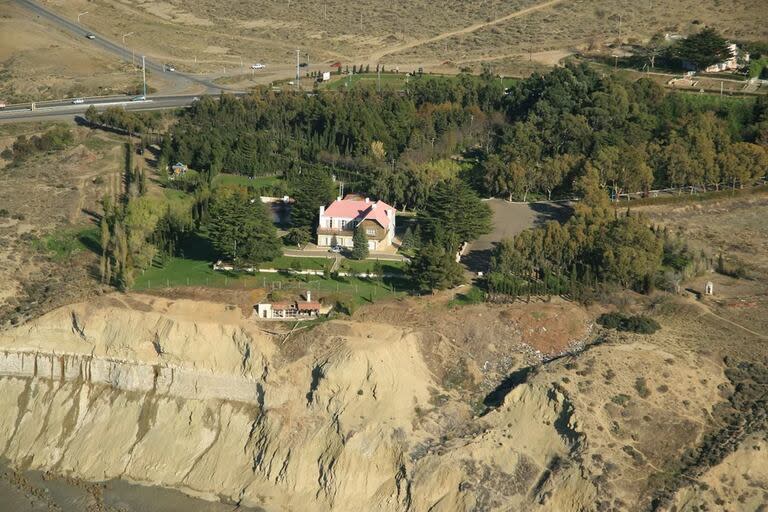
31;227;99;262
598;313;661;334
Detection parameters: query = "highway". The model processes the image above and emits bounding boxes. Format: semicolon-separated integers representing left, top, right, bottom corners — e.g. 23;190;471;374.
1;0;253;122
0;95;213;123
14;0;228;93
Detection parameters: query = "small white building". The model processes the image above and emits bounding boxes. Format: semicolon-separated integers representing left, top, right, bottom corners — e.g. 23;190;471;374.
704;43;747;73
255;291;324;320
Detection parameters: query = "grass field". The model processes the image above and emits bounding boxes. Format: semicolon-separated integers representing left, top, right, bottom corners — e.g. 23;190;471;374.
323;73;519;91
323;73;408;91
133;255;412;305
31;226;100;262
338;259;407;274
213;174;282;189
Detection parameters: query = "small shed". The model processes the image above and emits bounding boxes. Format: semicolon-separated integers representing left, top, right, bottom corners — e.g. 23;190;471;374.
170;162;188;179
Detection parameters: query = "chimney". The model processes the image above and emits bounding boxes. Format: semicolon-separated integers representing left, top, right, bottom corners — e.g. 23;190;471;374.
319;205;325;216
337;196;342;201
365;197;370;203
306;290;311;302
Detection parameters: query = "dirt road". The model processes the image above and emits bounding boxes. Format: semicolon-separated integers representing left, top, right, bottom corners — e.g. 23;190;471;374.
368;0;566;62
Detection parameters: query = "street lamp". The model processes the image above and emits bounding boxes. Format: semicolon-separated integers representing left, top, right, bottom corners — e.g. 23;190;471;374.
122;32;135;68
77;11;89;23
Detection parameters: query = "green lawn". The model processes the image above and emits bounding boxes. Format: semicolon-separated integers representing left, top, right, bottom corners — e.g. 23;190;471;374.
213;173;282;189
323;73;407;91
132;255;412;305
259;255;332;270
323;73;519;92
32;226;100;261
338;259;406;275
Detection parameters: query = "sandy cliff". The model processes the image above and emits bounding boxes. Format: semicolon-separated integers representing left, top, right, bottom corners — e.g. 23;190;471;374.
0;293;739;511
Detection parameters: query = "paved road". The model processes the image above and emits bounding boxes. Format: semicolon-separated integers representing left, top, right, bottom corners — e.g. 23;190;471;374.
14;0;229;94
0;95;214;122
283;248;408;262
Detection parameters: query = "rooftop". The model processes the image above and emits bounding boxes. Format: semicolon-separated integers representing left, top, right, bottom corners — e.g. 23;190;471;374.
323;195;396;229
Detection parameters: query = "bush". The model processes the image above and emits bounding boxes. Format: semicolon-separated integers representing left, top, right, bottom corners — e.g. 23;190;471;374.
598;312;660;334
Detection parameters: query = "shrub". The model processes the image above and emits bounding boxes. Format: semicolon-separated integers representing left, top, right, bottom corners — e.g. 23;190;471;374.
598;312;660;334
635;377;651;398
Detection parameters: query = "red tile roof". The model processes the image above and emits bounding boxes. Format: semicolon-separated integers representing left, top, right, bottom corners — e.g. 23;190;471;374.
323;198;396;229
297;301;322;311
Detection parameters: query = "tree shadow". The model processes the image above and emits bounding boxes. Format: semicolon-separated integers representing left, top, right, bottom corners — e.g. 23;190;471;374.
529;202;573;227
77;230;102;257
177;231;216;261
462;247;495;274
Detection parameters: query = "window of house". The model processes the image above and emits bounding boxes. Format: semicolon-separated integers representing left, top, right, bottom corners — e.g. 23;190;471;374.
366;229;375;236
340;220;347;229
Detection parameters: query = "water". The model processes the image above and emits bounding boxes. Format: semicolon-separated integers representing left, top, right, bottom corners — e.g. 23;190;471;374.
0;460;263;512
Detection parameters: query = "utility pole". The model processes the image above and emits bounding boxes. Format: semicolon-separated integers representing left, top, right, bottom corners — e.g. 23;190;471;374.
142;55;146;97
77;11;88;23
618;14;622;42
295;49;300;89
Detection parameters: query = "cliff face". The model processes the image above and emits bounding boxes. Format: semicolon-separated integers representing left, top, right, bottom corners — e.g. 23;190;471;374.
0;295;596;512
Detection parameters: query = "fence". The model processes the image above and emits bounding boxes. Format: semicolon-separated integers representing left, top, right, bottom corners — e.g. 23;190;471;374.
133;271;409;302
615;176;768;202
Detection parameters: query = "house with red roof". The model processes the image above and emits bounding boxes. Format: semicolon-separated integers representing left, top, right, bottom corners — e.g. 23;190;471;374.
317;195;396;251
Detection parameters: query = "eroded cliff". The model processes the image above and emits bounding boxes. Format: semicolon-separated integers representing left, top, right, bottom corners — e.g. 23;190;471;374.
0;294;604;511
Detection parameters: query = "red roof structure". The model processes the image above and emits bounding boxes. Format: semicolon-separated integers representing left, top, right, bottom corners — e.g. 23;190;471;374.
297;301;322;311
323;196;396;229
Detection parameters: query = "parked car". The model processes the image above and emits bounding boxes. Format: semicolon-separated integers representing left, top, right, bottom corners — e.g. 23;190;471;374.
85;33;96;40
329;245;342;253
250;63;266;70
164;64;176;72
72;98;85;104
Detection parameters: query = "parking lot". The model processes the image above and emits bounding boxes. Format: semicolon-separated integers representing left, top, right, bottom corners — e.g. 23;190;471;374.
463;199;572;272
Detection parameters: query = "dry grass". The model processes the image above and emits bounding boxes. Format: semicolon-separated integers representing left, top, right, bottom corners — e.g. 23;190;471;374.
0;124;124;325
0;3;143;102
33;0;766;78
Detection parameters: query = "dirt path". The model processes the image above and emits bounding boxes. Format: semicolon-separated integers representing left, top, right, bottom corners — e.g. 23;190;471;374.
368;0;566;62
688;298;768;340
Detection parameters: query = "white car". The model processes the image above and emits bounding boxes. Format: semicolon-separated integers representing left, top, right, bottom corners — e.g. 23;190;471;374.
85;33;96;40
131;95;146;101
72;98;85;104
329;245;342;254
250;63;266;70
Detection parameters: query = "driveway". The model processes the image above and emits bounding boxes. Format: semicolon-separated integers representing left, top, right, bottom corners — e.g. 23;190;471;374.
463;199;572;272
284;245;408;262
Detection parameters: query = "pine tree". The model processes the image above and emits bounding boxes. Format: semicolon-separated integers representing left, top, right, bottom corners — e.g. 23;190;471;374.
290;168;336;228
207;187;282;263
408;243;464;293
351;228;369;260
